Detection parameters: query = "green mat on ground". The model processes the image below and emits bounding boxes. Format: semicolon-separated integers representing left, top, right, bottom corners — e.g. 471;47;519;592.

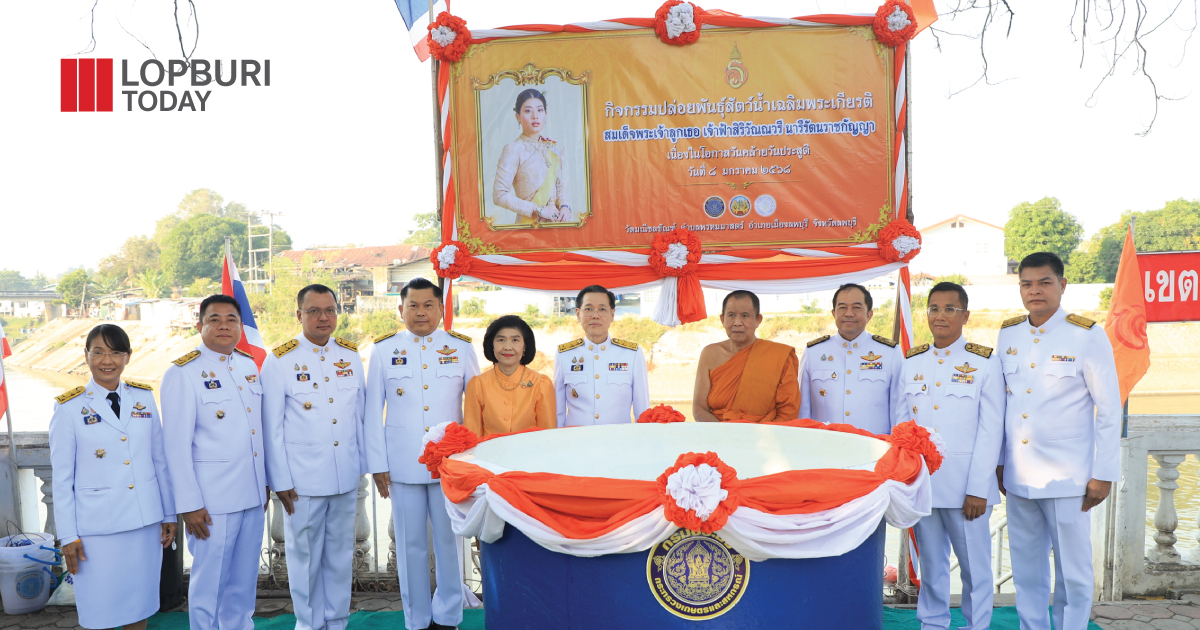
143;607;1100;629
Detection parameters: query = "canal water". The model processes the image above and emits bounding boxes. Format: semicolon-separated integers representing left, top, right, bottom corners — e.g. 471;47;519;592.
5;366;1198;589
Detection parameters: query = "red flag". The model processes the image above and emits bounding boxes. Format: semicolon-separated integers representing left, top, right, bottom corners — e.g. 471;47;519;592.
1103;227;1151;404
0;322;10;419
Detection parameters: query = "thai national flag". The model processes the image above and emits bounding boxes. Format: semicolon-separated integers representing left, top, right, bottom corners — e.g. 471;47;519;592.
392;0;449;61
221;243;267;370
0;322;11;420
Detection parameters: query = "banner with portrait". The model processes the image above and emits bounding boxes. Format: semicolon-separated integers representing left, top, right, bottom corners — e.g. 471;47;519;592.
448;26;896;253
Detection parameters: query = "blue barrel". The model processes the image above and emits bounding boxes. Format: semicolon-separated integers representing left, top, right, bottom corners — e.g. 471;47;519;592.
481;521;886;629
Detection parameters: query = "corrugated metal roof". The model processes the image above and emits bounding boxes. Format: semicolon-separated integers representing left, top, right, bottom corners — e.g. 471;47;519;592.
277;245;432;268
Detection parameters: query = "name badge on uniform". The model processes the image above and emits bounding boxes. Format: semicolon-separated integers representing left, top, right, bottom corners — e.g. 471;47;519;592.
439;356;459;365
131;402;152;418
296;373;310;382
570;364;584;372
244;374;258;384
609;362;629;371
1052;355;1075;362
391;357;407;365
204;379;221;389
860;362;883;370
82;407;102;425
336;368;354;378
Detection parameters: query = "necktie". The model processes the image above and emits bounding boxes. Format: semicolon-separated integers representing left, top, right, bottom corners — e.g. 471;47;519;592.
106;392;120;418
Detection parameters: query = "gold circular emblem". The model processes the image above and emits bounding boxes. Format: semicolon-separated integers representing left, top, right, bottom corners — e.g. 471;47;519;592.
647;529;749;620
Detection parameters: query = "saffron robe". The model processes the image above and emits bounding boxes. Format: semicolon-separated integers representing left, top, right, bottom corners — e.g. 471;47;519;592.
707;339;800;423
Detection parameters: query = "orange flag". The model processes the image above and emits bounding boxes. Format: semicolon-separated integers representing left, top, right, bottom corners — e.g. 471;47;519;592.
1103;226;1151;404
910;0;939;36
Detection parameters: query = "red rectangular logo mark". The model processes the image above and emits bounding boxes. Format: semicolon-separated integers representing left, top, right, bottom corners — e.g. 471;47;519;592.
61;58;113;112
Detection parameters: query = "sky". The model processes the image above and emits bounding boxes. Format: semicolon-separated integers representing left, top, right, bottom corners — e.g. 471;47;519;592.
0;0;1197;279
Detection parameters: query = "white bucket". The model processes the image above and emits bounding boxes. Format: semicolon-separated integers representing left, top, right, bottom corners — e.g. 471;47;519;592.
0;533;59;615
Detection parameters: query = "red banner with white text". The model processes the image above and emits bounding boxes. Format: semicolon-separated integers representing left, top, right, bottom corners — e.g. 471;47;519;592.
1138;251;1200;322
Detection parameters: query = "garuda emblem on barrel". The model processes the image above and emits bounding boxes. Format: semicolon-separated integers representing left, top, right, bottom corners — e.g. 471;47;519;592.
647;529;749;620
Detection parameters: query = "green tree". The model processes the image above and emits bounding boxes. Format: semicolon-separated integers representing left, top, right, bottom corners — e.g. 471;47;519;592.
1064;249;1105;283
935;273;970;286
30;272;50;290
184;277;219;297
99;235;162;281
0;269;32;291
57;269;91;309
178;188;228;217
160;215;251;285
1003;197;1084;265
91;273;122;296
153;214;183;248
1085;199;1200;282
136;270;170;298
402;212;441;247
609;317;668;364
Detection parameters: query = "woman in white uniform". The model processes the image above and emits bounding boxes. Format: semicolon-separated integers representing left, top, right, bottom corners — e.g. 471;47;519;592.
49;324;176;630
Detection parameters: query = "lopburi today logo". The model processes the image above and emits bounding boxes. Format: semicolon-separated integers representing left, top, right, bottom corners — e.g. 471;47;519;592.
60;58;271;112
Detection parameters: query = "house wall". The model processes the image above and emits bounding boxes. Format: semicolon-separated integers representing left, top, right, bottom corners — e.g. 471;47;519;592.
909;221;1008;278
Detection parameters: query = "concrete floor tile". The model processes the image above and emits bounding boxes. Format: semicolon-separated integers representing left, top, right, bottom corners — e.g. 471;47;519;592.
1094;605;1139;620
1150;619;1197;630
1132;606;1178;620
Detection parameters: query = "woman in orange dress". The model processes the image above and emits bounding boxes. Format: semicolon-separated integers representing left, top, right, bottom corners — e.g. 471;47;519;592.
464;314;556;437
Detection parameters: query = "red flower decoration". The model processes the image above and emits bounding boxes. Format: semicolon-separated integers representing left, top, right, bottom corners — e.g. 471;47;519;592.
427;12;471;62
654;1;704;46
418;422;480;479
637;404;686;424
649;228;702;277
889;420;943;474
877;219;922;263
430;240;472;279
873;1;918;47
656;452;740;533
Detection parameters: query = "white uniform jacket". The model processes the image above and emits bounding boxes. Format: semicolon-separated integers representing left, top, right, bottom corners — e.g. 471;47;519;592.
261;334;367;497
799;332;903;434
898;337;1005;507
364;329;481;484
161;344;268;515
997;308;1122;499
49;379;176;545
552;336;649;427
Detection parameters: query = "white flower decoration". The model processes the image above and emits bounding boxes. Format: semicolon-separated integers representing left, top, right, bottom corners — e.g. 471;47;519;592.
421;421;456;452
664;2;697;40
892;235;920;258
886;5;912;32
665;463;728;521
437;244;460;270
927;430;946;457
431;25;458;47
663;242;690;269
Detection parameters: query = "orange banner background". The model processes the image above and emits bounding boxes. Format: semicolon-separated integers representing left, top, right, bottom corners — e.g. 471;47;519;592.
450;26;895;253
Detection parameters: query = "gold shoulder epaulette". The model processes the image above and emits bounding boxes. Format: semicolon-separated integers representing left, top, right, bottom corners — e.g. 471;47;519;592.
1066;314;1096;329
173;350;201;367
806;335;830;348
873;334;898;348
559;338;585;353
55;386;85;404
612;338;638;351
273;339;298;358
1001;315;1028;329
124;380;153;391
335;337;358;352
906;344;930;359
374;331;398;344
234;347;253;358
449;330;473;344
965;343;994;359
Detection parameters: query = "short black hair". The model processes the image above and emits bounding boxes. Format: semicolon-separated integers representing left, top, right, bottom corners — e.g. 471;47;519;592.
85;324;132;354
199;294;242;320
401;277;443;302
576;285;616;310
928;282;969;311
483;314;537;365
832;284;873;311
721;290;760;317
1018;252;1065;279
297;284;337;309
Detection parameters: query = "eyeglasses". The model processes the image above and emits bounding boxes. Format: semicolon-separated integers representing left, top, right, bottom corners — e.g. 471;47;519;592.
87;350;129;359
926;306;966;316
302;308;339;317
580;307;611;315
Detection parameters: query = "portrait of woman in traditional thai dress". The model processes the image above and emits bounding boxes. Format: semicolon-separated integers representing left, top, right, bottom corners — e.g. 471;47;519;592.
491;88;573;225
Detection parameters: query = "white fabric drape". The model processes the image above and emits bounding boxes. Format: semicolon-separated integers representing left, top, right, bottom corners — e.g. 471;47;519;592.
443;458;930;562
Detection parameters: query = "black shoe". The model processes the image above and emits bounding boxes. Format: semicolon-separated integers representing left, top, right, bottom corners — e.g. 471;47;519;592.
428;623;459;630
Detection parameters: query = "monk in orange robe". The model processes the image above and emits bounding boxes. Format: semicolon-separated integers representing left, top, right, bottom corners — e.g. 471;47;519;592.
693;290;800;423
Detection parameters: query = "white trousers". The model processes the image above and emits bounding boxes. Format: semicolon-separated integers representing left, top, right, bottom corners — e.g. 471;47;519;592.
914;507;994;630
391;482;463;630
1007;494;1094;630
187;506;265;630
285;489;357;630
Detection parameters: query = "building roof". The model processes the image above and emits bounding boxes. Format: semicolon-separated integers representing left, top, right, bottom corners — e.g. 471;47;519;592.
278;245;432;268
920;215;1004;233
